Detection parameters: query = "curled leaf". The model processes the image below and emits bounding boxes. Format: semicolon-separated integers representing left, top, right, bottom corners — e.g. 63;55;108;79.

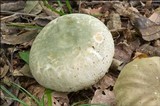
1;30;38;45
131;15;160;41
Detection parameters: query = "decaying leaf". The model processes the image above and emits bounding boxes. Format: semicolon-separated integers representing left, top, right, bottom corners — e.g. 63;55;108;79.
112;3;132;17
2;76;12;86
18;84;69;106
131;14;160;41
1;1;26;11
12;70;24;77
34;13;57;26
24;1;42;15
153;39;160;47
94;74;115;90
113;3;160;41
114;43;133;63
1;23;20;36
113;38;140;69
110;58;124;71
149;7;160;23
80;7;102;16
128;6;139;13
19;64;32;77
13;64;33;78
107;11;121;30
137;43;160;56
1;14;20;22
129;1;141;7
18;85;44;106
145;0;153;7
0;50;12;78
0;64;9;78
0;87;14;106
122;27;133;41
51;92;69;106
24;1;38;13
91;89;115;106
1;30;38;45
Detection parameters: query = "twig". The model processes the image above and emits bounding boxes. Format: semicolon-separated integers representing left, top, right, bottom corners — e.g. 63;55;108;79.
0;11;37;17
81;1;120;5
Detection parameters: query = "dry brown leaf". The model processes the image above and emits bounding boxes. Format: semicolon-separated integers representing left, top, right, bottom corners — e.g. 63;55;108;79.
131;15;160;41
149;12;160;23
122;26;133;41
128;6;139;13
18;84;69;106
114;43;133;62
129;1;141;7
1;1;26;11
137;43;160;56
52;92;69;106
18;85;44;106
94;74;115;90
0;89;14;106
145;0;152;7
1;23;20;35
34;13;57;26
24;1;42;15
91;89;116;106
113;38;140;69
149;7;160;23
2;76;12;86
80;7;102;16
18;94;33;106
0;64;9;78
1;30;38;45
1;14;20;22
113;3;160;41
153;39;160;47
12;70;24;77
13;64;33;78
110;58;124;72
107;11;121;30
128;38;141;50
19;64;33;78
113;3;131;17
101;3;112;13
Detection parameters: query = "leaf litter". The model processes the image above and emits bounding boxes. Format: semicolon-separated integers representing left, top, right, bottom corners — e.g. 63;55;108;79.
1;0;160;106
1;30;38;45
1;1;26;11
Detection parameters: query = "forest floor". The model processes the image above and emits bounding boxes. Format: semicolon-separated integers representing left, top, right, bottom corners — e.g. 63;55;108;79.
1;0;160;106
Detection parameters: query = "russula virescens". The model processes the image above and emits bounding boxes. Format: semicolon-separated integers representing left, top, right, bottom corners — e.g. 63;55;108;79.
29;14;114;92
114;57;160;106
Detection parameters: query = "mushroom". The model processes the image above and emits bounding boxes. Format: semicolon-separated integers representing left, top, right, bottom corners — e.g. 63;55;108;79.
114;57;160;106
29;14;114;92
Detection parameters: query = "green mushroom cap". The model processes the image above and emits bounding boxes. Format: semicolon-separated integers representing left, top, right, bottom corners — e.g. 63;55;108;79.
114;57;160;106
29;14;114;92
